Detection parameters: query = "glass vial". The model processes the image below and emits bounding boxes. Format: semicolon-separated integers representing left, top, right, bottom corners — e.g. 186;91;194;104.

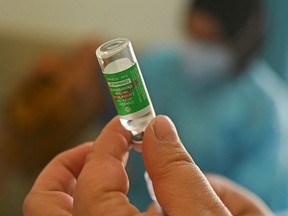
96;38;155;144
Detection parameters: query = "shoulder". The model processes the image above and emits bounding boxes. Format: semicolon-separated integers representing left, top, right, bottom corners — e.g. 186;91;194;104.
216;59;281;130
248;58;288;137
233;59;284;108
247;58;288;112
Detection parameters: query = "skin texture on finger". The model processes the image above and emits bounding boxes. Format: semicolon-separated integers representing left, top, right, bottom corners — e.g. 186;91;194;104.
24;115;271;216
23;117;160;216
206;175;274;216
73;117;139;216
23;142;93;216
142;115;232;216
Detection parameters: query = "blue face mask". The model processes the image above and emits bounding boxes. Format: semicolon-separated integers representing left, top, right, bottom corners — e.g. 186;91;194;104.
181;40;235;88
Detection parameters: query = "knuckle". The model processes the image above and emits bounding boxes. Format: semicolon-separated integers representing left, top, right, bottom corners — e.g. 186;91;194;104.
23;193;35;216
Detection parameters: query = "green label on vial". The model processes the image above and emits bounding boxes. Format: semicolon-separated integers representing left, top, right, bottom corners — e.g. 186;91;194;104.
104;64;150;116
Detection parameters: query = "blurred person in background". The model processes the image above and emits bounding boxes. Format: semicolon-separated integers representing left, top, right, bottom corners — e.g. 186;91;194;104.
126;0;288;213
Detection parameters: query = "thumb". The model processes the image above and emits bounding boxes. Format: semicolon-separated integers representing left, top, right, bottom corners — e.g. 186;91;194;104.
142;115;231;216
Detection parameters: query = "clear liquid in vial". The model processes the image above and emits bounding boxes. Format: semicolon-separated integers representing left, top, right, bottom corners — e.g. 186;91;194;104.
104;58;155;144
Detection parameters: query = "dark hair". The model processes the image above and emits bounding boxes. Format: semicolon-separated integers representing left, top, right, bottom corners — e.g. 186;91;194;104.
191;0;266;71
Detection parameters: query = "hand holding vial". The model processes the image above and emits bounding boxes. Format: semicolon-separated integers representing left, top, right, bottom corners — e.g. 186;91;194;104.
23;116;272;216
23;39;272;216
94;39;271;215
96;38;160;209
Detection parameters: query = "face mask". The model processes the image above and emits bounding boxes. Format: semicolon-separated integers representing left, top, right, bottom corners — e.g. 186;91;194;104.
181;40;235;88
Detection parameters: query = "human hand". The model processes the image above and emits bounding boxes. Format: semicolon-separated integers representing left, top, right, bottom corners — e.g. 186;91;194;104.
23;116;272;215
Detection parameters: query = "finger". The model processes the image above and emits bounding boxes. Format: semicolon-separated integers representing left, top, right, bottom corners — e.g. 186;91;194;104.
146;203;163;214
31;142;92;194
142;115;231;216
23;142;93;216
73;117;139;216
206;175;273;216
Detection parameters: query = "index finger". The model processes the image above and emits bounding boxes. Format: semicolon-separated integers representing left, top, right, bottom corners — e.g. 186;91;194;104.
23;142;93;216
79;116;132;195
31;142;93;194
73;117;139;216
89;116;133;165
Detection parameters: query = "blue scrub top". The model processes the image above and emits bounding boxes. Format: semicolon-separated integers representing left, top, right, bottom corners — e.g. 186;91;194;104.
126;47;288;212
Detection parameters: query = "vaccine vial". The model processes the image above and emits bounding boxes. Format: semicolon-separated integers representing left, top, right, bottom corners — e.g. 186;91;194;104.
96;38;155;144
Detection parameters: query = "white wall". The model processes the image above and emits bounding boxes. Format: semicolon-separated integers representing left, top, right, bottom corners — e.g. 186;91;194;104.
0;0;188;47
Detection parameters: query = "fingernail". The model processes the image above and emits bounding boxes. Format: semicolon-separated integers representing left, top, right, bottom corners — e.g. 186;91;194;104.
151;115;179;142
